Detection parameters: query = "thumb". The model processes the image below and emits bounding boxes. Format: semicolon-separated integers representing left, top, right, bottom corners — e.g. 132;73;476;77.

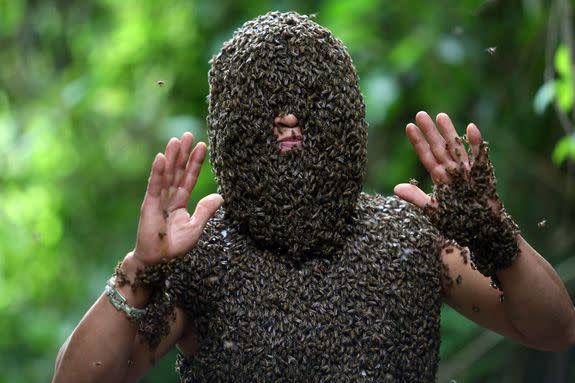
186;193;224;238
393;183;433;209
190;193;224;225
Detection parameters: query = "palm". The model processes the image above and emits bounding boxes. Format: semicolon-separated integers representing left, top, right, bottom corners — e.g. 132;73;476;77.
134;132;223;266
394;111;484;209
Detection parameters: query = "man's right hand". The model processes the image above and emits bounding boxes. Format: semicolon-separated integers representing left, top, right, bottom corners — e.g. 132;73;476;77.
132;132;223;268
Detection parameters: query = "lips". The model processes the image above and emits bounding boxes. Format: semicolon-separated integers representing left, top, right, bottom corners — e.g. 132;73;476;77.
278;137;303;153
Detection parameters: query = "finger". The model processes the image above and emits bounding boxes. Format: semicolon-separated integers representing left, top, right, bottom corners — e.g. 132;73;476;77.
177;132;194;168
406;123;449;184
436;113;469;166
393;183;434;209
415;111;455;167
181;142;207;192
466;123;482;158
163;137;181;194
146;153;166;198
167;187;191;211
187;193;224;238
174;132;194;187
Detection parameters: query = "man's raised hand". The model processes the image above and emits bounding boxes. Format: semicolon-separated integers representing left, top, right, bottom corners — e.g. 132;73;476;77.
133;132;223;267
393;111;483;209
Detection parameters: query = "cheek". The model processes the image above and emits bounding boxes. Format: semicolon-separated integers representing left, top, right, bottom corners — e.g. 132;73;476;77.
272;127;281;139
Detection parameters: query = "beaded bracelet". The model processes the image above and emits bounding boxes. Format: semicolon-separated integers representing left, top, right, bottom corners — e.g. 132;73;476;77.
104;277;146;321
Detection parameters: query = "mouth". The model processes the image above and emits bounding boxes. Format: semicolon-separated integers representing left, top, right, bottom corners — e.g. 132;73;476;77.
278;136;303;153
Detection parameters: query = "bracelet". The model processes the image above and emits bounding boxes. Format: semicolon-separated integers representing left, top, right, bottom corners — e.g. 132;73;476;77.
104;277;146;321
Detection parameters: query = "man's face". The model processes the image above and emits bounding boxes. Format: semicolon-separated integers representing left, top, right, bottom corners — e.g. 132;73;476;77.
273;114;303;153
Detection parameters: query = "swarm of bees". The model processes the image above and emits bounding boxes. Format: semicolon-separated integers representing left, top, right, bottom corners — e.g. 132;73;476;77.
137;196;444;382
206;10;368;258
423;140;520;286
135;11;449;381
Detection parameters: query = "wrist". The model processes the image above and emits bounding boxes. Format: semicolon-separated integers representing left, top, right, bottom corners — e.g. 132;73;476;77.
105;276;148;316
121;251;149;280
114;252;152;307
423;141;520;284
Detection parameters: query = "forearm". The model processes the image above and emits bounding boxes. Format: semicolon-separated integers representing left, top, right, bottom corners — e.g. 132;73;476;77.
497;235;575;350
53;254;150;383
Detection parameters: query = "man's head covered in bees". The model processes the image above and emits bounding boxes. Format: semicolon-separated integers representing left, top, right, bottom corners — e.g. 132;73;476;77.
207;11;368;257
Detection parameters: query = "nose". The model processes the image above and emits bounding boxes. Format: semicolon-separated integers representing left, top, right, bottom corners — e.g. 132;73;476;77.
274;114;298;128
273;113;303;153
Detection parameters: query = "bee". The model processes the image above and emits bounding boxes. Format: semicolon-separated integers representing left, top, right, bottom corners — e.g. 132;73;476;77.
485;47;497;56
157;80;165;87
454;147;461;158
537;219;546;228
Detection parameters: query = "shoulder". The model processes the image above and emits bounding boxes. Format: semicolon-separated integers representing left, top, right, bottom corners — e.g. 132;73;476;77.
355;192;436;230
353;193;442;255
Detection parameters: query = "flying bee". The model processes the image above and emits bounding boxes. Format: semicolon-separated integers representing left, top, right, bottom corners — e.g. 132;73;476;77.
485;47;497;56
537;219;546;228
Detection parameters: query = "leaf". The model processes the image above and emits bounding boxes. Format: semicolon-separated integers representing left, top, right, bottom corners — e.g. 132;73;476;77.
552;133;575;166
554;44;571;78
554;44;574;111
555;77;574;112
533;80;555;114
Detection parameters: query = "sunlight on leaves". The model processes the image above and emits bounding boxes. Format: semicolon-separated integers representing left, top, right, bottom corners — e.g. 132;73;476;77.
552;133;575;166
362;71;399;125
554;44;574;112
533;80;555;115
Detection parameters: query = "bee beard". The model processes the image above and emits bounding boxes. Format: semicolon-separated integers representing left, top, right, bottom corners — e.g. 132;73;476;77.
222;145;359;259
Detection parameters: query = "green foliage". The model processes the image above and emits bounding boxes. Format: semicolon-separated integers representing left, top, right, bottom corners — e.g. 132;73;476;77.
553;133;575;166
533;81;556;115
0;1;574;382
554;44;574;112
535;44;574;116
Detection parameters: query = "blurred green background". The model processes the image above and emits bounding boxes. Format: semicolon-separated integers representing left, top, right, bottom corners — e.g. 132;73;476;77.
1;0;574;382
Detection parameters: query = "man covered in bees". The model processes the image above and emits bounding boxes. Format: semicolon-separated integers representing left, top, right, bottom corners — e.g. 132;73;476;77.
53;11;575;383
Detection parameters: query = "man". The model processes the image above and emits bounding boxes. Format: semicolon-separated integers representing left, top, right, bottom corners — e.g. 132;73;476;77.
52;11;575;383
